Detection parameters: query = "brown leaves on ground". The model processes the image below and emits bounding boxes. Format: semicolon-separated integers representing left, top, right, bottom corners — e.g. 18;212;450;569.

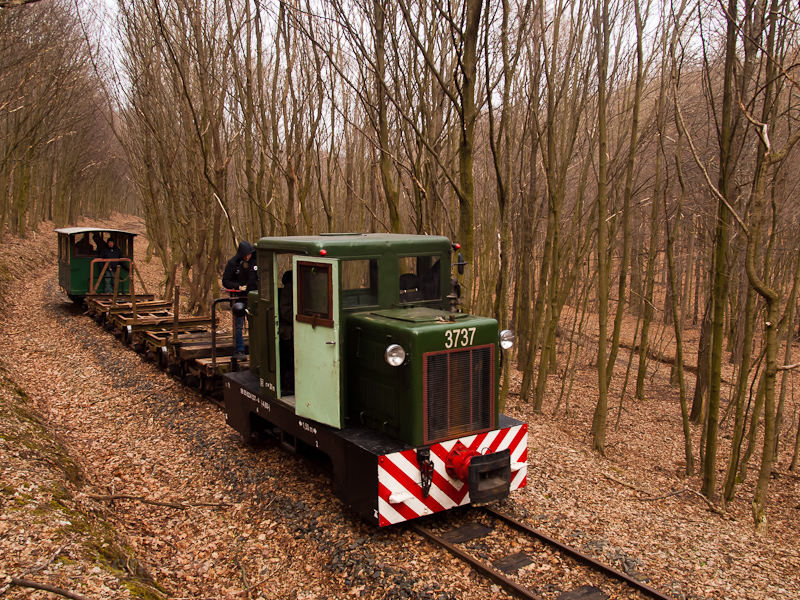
0;216;798;600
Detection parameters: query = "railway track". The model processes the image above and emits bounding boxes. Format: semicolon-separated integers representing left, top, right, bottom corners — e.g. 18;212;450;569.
77;282;675;599
409;506;676;600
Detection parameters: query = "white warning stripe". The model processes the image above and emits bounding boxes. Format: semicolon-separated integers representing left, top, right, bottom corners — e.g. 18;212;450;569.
377;497;405;525
377;424;529;525
394;451;465;507
509;429;527;461
378;452;465;511
511;462;528;488
378;466;435;517
475;429;502;453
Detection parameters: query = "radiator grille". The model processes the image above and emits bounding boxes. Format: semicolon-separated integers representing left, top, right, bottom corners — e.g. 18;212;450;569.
424;345;494;443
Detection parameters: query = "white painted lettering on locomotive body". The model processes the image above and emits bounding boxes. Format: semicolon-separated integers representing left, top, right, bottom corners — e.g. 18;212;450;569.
242;387;271;412
259;377;276;392
298;420;317;435
444;327;477;349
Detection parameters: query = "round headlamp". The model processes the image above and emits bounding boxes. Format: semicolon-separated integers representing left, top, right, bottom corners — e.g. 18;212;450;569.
384;344;406;367
499;330;515;350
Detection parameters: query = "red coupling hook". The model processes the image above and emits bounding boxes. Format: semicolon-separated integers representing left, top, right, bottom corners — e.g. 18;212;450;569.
445;441;481;483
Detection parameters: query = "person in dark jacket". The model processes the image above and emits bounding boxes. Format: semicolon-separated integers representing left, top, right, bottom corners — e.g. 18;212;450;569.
222;240;257;358
98;237;127;293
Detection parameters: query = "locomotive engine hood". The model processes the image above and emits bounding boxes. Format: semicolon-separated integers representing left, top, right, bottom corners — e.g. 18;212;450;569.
345;307;500;448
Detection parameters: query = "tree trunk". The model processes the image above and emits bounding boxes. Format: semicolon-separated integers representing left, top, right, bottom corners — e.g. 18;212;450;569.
591;0;610;454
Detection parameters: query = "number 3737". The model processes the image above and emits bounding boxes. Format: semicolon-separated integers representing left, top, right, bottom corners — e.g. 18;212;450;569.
444;327;476;349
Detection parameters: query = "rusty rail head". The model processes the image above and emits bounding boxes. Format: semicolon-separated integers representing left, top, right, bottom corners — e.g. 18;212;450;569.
482;507;677;600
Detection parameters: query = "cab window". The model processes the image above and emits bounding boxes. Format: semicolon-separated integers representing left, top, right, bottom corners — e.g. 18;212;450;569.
296;261;333;327
341;259;378;308
398;255;442;303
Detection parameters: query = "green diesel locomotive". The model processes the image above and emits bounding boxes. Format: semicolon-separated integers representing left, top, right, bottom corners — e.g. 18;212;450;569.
224;234;527;526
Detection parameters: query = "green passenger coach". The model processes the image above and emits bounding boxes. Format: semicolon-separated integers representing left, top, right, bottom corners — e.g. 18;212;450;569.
223;233;528;526
55;227;137;300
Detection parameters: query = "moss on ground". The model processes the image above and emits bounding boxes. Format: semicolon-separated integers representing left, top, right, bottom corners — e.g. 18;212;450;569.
0;365;166;599
0;368;83;486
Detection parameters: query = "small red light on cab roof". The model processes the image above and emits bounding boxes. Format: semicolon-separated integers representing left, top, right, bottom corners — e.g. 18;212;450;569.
319;249;327;256
453;243;461;250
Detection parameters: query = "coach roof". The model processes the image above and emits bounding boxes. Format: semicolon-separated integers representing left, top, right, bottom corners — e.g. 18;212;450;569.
55;227;138;237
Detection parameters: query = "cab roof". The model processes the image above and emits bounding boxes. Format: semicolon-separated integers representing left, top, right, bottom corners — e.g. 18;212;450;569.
255;233;452;258
55;227;138;237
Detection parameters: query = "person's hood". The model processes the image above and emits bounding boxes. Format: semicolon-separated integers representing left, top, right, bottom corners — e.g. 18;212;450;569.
236;240;255;259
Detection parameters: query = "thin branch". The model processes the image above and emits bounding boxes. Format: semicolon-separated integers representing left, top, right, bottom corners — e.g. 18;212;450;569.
602;472;652;494
7;577;94;600
172;563;287;599
778;362;800;371
738;99;771;153
638;488;724;515
23;538;74;575
603;473;723;514
86;493;231;510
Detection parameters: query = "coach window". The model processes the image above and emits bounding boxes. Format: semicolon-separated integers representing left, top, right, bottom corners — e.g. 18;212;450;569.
117;236;132;260
59;236;69;264
341;259;378;308
296;261;333;327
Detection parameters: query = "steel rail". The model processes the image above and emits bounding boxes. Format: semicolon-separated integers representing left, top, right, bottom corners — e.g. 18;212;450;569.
408;521;544;600
483;507;676;600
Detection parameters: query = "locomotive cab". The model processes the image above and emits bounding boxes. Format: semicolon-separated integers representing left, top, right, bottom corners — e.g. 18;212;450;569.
246;234;453;418
223;234;527;525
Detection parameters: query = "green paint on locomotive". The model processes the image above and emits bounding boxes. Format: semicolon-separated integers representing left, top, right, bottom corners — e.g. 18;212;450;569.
346;308;499;447
248;233;501;448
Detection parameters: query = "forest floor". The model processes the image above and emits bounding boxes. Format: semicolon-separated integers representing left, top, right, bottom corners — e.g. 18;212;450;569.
0;215;798;600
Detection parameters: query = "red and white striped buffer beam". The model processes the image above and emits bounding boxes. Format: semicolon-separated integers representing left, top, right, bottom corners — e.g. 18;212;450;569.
376;423;528;526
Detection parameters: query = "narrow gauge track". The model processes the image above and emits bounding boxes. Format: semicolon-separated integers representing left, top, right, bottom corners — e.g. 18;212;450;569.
80;290;674;600
409;506;676;600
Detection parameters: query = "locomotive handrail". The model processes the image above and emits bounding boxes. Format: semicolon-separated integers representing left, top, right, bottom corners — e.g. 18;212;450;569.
172;286;180;343
210;295;239;370
266;306;276;375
